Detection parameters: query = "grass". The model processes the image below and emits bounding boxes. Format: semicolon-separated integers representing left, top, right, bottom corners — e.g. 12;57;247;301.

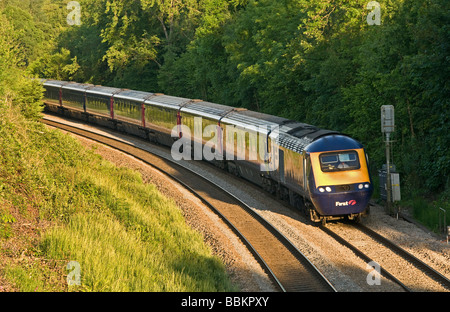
40;160;234;292
402;193;450;234
0;102;237;292
371;166;449;235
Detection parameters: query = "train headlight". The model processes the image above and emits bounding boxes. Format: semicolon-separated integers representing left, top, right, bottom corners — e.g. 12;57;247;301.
325;186;332;192
364;183;370;189
319;187;325;193
358;184;364;190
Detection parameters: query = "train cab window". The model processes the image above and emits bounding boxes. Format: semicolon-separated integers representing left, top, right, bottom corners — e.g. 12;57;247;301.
319;151;360;172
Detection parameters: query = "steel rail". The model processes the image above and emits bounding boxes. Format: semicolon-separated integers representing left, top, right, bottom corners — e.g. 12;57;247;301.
319;225;411;292
355;223;450;290
42;117;336;292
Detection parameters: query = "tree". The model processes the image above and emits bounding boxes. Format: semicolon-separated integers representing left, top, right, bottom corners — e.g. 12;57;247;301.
343;0;450;192
0;12;43;120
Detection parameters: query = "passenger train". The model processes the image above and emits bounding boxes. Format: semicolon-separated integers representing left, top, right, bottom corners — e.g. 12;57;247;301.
41;79;373;224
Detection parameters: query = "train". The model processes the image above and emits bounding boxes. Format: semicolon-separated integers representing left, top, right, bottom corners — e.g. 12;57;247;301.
40;79;373;224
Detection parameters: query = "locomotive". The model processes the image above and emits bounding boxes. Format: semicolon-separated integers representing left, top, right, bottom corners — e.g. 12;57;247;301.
41;79;373;224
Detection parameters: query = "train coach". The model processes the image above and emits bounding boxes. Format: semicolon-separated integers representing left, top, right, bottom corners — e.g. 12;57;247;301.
41;79;373;224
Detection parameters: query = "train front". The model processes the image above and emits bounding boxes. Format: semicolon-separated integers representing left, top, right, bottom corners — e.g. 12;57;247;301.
306;135;373;222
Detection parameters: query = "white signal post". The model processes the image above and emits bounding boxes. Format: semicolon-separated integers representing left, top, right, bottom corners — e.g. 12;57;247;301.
381;105;395;214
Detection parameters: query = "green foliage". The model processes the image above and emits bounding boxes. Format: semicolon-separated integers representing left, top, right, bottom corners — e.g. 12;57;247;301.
343;0;450;192
2;5;45;66
0;1;236;292
29;47;82;81
8;0;448;220
0;0;447;288
39;156;236;291
0;210;16;239
159;0;449;199
402;190;450;234
0;4;45;120
0;95;235;292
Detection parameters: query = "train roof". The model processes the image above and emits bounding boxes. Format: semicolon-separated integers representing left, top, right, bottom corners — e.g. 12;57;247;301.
234;109;288;125
86;85;123;96
42;79;67;88
62;82;95;91
222;112;280;132
145;94;192;110
181;100;234;121
305;134;363;153
115;90;154;102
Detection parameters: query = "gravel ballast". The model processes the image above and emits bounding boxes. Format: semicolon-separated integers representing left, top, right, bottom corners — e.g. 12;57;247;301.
46;115;450;292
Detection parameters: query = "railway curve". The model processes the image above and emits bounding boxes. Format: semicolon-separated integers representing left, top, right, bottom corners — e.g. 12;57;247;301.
42;116;336;292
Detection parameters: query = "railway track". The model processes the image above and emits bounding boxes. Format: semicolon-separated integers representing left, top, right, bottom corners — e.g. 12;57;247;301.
321;222;450;292
41;116;336;292
227;168;450;292
356;224;450;290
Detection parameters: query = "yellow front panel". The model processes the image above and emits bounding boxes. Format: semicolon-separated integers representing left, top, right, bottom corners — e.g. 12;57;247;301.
310;149;370;187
